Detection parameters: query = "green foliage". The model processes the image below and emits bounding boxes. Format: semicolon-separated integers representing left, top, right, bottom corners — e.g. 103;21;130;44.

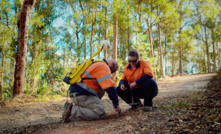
35;94;62;102
1;0;221;101
3;86;13;99
116;58;127;85
217;67;221;77
172;102;189;107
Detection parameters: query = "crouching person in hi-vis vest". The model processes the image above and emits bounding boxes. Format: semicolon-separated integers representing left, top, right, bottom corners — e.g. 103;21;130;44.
62;59;121;122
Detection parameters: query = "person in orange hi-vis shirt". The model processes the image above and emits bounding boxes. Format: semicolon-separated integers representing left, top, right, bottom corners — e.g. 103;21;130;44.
62;59;121;122
117;49;158;111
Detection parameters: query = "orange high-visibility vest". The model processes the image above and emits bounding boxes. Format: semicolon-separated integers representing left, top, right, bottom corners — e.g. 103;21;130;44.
76;62;115;94
121;59;153;88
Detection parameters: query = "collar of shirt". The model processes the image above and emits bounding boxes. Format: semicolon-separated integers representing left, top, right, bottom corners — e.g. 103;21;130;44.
127;60;140;69
102;58;108;65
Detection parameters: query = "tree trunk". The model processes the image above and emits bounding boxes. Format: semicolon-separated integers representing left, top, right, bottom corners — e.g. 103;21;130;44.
10;59;14;89
51;49;54;86
127;26;130;52
104;0;107;59
63;48;66;70
30;41;39;92
152;35;157;80
0;50;4;100
112;3;118;83
178;1;183;74
179;50;183;74
204;26;210;73
211;28;216;72
171;53;174;76
137;5;141;58
13;0;36;95
76;32;80;62
113;14;117;60
204;50;207;73
79;0;86;60
164;37;167;75
147;19;153;58
98;22;101;59
90;20;96;58
157;23;164;78
119;31;122;58
83;27;86;60
146;0;154;58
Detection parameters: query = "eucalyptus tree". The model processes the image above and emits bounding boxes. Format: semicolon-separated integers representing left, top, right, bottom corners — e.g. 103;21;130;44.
103;0;108;59
156;0;180;78
0;0;24;99
13;0;36;95
0;23;13;100
140;0;179;78
112;0;118;61
26;0;65;91
193;0;220;73
118;4;131;60
68;0;84;61
174;0;194;74
205;5;221;72
0;0;13;99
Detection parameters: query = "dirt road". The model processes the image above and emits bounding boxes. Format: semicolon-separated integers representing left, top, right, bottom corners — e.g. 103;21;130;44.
0;73;216;133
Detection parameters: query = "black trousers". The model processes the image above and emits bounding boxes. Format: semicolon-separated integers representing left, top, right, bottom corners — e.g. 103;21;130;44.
116;79;158;107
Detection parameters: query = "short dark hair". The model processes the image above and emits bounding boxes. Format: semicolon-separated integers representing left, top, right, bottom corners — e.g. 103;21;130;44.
128;49;139;59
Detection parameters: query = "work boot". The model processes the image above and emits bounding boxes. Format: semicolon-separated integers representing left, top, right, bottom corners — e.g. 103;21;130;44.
62;102;73;123
152;106;158;111
143;106;152;112
128;102;143;111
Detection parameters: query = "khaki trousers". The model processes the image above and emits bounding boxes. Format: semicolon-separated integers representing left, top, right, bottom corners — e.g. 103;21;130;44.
70;89;105;120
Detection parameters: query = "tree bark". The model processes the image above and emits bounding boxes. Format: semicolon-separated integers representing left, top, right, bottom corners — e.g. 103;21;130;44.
10;58;14;89
171;53;174;76
30;40;39;92
113;14;117;60
179;1;183;74
112;2;118;83
164;37;167;75
90;10;96;58
211;28;216;72
0;50;4;100
76;31;80;62
147;0;154;58
146;19;153;58
104;0;107;59
79;0;86;60
127;26;130;52
63;48;66;70
13;0;36;95
98;21;101;59
51;49;54;86
157;23;164;78
204;25;210;73
152;36;157;80
179;49;183;74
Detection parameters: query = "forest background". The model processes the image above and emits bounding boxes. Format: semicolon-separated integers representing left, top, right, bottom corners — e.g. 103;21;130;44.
0;0;221;101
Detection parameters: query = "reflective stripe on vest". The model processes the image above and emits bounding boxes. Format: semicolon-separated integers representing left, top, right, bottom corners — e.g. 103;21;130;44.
83;71;92;78
83;71;98;83
97;75;112;83
75;82;98;95
78;72;112;95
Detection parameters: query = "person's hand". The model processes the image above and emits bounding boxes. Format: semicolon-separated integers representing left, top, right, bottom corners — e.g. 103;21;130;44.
120;84;127;90
114;105;121;112
129;82;137;90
